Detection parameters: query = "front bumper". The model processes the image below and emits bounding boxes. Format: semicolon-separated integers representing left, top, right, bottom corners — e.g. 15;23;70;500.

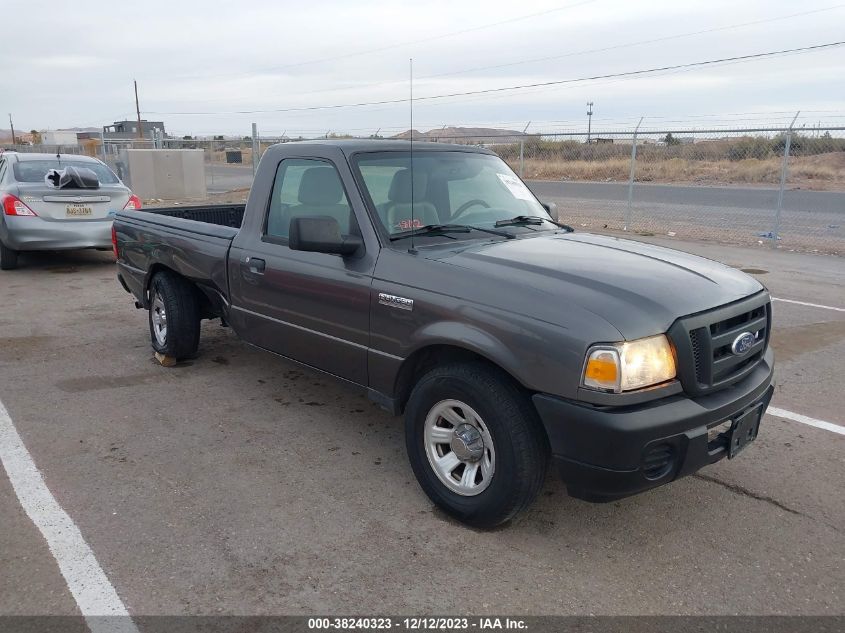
1;216;113;251
533;348;774;502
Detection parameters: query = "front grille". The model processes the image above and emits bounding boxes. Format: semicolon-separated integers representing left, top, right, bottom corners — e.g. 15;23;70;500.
689;327;705;383
669;293;771;396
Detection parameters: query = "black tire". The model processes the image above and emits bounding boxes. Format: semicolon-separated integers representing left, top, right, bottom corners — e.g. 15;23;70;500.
148;271;200;359
405;362;548;528
0;241;19;270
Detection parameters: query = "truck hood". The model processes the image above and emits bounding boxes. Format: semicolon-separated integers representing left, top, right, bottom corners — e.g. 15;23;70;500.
426;232;763;340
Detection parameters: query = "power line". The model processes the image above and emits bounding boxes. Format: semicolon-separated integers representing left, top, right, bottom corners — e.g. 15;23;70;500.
144;41;845;116
162;0;598;82
146;3;842;108
420;4;845;80
392;44;844;111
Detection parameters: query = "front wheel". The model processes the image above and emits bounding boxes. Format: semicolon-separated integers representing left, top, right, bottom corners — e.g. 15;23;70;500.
0;241;19;270
405;363;548;528
148;271;200;359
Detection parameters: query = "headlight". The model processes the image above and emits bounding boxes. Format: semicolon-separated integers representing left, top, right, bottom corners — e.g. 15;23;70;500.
582;334;676;393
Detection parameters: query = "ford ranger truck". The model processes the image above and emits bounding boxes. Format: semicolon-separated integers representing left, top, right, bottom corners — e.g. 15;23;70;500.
114;140;774;528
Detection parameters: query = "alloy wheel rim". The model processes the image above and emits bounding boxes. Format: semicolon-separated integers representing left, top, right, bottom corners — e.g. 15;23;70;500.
151;292;168;346
423;399;495;496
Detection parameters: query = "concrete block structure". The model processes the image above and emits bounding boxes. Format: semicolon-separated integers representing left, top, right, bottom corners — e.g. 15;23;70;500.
121;149;206;200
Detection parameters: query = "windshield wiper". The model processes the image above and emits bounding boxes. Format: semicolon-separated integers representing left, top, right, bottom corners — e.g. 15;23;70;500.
389;224;514;241
494;215;574;232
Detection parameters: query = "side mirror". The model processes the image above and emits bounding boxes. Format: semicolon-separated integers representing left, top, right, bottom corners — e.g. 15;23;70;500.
289;216;362;256
542;202;559;221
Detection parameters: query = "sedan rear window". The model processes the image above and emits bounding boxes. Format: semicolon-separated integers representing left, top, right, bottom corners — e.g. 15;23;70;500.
13;160;119;184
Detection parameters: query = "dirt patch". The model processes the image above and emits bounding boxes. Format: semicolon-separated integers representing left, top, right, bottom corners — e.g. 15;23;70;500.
0;335;57;361
146;189;249;208
55;371;174;393
46;266;80;274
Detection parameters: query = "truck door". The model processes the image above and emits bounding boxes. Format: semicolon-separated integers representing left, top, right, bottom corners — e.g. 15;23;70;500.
228;156;375;385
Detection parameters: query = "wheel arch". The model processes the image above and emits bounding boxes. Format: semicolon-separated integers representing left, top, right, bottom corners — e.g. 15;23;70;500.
392;339;532;416
145;264;217;320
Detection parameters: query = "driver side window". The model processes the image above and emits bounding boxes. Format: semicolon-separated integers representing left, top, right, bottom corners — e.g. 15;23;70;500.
265;158;352;240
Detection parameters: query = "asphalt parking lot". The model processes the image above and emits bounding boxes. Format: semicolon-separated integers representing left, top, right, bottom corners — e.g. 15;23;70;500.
0;236;843;619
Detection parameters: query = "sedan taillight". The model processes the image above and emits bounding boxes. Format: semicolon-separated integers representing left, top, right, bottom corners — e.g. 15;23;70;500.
123;194;142;210
2;194;37;216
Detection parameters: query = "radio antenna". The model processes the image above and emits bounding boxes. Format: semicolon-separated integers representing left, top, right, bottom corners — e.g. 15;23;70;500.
409;57;416;254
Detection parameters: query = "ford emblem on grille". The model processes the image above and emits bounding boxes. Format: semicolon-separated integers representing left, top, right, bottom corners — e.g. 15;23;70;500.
731;331;756;355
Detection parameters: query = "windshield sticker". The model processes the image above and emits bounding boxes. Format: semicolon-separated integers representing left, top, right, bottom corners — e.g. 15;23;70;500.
496;173;534;201
396;218;424;230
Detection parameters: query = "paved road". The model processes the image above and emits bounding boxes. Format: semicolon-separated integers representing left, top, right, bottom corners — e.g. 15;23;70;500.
206;164;253;194
204;164;845;213
203;164;844;253
528;180;845;214
0;240;843;621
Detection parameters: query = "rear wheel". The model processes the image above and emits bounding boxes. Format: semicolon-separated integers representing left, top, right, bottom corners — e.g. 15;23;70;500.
148;271;200;359
405;362;548;528
0;241;19;270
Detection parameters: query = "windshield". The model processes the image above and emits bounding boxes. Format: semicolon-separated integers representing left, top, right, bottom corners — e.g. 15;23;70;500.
13;159;120;184
353;151;552;239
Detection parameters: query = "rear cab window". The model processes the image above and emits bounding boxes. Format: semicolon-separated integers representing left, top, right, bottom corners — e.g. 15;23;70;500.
264;158;355;241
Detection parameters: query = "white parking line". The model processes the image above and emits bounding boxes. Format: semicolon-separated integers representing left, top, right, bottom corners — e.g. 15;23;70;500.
768;406;845;436
0;398;138;633
772;297;845;313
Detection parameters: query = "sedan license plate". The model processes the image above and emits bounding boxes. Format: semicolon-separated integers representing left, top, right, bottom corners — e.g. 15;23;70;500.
66;205;93;217
728;404;763;458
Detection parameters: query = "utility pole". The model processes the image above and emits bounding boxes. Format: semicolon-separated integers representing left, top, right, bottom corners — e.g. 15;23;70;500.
586;101;594;144
8;113;16;145
134;80;144;141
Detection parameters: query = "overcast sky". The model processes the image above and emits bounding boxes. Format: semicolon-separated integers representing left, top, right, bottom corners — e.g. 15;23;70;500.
2;0;844;137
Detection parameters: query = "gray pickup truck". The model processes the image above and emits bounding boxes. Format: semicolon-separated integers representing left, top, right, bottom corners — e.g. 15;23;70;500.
115;140;774;527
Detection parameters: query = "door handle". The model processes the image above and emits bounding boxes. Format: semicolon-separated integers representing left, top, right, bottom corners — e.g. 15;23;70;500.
244;256;266;274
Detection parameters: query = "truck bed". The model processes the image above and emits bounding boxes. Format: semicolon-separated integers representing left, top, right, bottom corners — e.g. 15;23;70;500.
115;204;245;317
142;204;245;229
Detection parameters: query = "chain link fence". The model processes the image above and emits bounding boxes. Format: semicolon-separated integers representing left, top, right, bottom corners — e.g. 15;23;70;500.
440;127;844;255
3;135;280;195
4;125;843;255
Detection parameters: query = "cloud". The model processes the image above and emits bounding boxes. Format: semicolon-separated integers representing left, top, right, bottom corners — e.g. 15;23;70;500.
3;0;843;135
29;55;113;69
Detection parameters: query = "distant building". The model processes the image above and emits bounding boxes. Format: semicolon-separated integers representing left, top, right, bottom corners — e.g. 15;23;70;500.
103;120;166;141
77;131;103;141
40;130;79;146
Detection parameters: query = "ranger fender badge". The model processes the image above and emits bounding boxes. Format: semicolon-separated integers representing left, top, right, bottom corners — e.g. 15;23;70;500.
379;293;413;311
